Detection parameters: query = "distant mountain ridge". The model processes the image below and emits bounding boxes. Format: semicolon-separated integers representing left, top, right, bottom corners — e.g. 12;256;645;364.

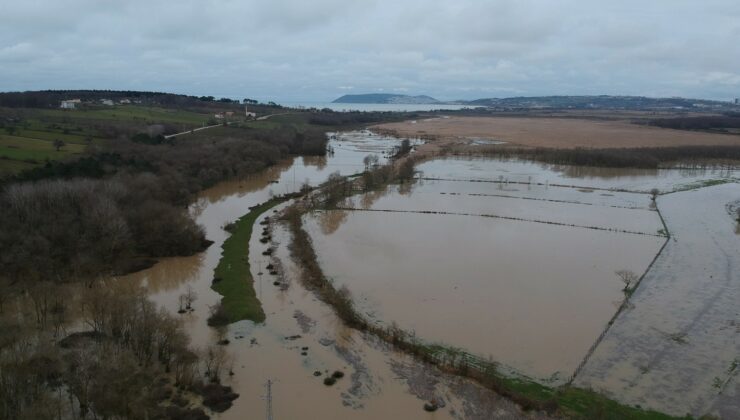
331;93;738;110
333;93;440;104
461;95;734;110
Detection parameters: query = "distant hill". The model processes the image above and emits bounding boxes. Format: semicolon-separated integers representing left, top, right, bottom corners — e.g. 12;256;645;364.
460;95;736;111
333;93;440;104
331;93;738;111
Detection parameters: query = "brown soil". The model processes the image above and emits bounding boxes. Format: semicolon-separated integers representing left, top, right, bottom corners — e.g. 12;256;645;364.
373;116;740;149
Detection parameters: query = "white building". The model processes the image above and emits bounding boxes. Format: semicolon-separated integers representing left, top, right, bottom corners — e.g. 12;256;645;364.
60;99;81;109
100;99;114;106
245;106;257;118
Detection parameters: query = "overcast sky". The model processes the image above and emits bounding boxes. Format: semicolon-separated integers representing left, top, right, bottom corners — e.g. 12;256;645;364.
1;0;739;102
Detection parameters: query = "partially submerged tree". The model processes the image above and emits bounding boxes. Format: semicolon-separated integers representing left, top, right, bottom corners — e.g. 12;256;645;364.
397;158;416;182
179;285;197;313
615;270;639;296
363;154;379;170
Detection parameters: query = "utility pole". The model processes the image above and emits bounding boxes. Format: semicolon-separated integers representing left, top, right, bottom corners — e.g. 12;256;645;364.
264;379;274;420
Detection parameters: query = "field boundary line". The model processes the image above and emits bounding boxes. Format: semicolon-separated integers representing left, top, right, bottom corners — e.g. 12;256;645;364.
444;191;655;211
420;176;647;194
567;202;672;384
333;207;666;238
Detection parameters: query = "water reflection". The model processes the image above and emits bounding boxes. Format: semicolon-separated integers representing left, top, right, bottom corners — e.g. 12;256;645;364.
420;156;739;192
139;253;205;293
199;160;295;204
359;187;392;210
317;208;348;235
302;155;327;170
549;164;659;179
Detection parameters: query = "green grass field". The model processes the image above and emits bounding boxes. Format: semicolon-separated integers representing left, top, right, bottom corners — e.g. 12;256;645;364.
0;104;218;176
0;135;86;162
13;128;98;144
211;198;287;324
37;105;209;125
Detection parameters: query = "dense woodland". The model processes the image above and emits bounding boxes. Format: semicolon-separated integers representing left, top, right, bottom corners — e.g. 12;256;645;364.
1;119;338;285
0;281;234;420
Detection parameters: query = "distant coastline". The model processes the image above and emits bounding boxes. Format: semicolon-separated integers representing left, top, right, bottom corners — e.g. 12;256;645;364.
280;101;475;112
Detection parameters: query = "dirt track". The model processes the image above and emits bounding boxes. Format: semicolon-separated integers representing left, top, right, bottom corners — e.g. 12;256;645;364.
374;116;740;149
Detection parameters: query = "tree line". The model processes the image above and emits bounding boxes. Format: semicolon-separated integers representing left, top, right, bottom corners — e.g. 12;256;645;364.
470;145;740;169
647;115;740;132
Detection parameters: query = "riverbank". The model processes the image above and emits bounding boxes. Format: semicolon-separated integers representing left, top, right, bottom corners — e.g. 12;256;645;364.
210;197;289;325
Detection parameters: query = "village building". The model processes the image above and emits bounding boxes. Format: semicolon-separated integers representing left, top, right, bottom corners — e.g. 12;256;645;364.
60;99;81;109
245;105;257;118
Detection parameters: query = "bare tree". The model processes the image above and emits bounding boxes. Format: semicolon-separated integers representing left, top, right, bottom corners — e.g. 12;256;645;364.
615;270;639;296
183;285;197;311
363;154;379;170
52;139;66;151
203;345;229;383
300;178;312;194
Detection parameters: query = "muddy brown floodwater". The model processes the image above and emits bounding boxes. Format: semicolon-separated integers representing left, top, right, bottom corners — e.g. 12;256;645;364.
118;132;545;419
117;129;738;419
306;175;666;381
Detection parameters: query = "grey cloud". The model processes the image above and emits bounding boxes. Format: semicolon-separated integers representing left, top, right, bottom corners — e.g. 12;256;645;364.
0;0;739;101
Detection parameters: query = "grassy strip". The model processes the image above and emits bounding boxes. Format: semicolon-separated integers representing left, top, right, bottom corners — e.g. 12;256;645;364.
211;197;287;324
425;344;677;419
666;178;738;194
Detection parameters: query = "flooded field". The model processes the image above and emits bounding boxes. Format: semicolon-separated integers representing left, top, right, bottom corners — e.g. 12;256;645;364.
418;157;739;193
575;183;740;417
306;163;668;381
117;129;738;417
